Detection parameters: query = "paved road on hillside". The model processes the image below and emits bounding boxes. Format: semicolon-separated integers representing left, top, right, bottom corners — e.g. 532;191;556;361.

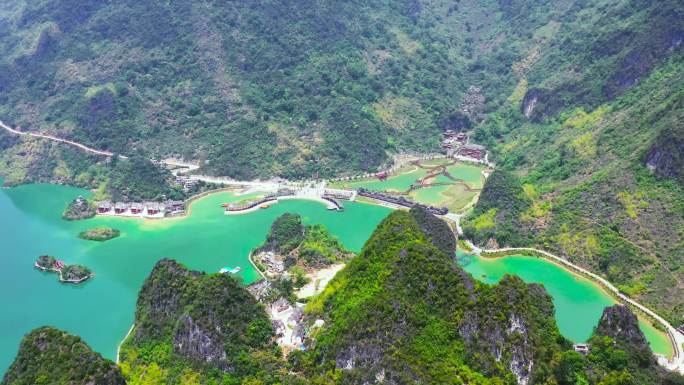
0;120;127;158
0;120;204;172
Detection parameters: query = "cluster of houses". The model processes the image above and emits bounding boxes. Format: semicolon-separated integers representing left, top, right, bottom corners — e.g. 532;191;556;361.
174;176;200;192
96;200;185;218
255;251;286;276
441;130;488;162
458;143;487;161
441;130;468;151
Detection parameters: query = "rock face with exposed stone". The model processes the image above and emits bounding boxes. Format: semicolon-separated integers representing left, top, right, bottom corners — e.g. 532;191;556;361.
301;210;567;385
645;128;684;182
118;259;276;381
594;304;655;365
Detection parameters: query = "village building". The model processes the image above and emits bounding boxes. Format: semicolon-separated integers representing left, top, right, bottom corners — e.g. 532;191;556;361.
573;344;590;355
175;176;199;191
97;201;112;214
144;202;163;216
455;132;468;144
130;202;144;215
256;251;285;276
165;200;185;214
458;143;486;160
114;202;130;215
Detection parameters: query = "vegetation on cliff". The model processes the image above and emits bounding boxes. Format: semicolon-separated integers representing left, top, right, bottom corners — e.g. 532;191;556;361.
553;305;684;385
78;227;120;242
260;213;306;256
299;210;568;384
7;210;684;384
1;326;125;385
464;56;684;323
118;259;287;385
462;170;531;248
0;0;681;322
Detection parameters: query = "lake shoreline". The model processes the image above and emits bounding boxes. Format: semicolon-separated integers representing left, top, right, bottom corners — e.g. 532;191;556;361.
474;248;676;360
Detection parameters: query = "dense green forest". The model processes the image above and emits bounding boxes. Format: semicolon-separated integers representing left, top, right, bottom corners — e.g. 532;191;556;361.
118;259;284;385
4;0;678;182
0;0;683;380
463;53;684;324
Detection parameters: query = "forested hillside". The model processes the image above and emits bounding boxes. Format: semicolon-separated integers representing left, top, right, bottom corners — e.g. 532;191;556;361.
2;327;125;385
2;0;677;183
461;1;684;324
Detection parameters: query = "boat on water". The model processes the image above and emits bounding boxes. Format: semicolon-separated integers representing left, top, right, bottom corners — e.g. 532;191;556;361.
219;266;241;274
259;204;270;209
221;203;229;207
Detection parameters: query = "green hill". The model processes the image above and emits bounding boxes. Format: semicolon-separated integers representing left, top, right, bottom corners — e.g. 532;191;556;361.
2;327;125;385
118;259;284;385
2;0;678;183
464;50;684;324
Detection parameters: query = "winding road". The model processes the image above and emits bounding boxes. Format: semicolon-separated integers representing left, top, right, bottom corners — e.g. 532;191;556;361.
0;120;127;158
0;120;211;173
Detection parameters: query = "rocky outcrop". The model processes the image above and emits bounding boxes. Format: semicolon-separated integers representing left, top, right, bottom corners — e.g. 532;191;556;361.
120;259;276;382
410;205;456;257
459;278;564;385
521;89;542;118
2;327;126;385
594;304;655;365
173;315;229;371
645;128;684;181
595;305;648;346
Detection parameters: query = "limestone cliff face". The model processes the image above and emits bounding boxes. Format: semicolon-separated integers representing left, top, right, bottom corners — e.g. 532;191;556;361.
120;259;275;382
2;327;126;385
645;128;684;181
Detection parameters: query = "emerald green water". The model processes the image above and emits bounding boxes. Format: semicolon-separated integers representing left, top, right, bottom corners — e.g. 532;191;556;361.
458;252;672;357
0;183;392;373
0;183;672;375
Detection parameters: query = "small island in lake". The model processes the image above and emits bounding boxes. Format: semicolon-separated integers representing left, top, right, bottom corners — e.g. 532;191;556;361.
34;255;94;284
78;227;120;242
62;196;96;221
